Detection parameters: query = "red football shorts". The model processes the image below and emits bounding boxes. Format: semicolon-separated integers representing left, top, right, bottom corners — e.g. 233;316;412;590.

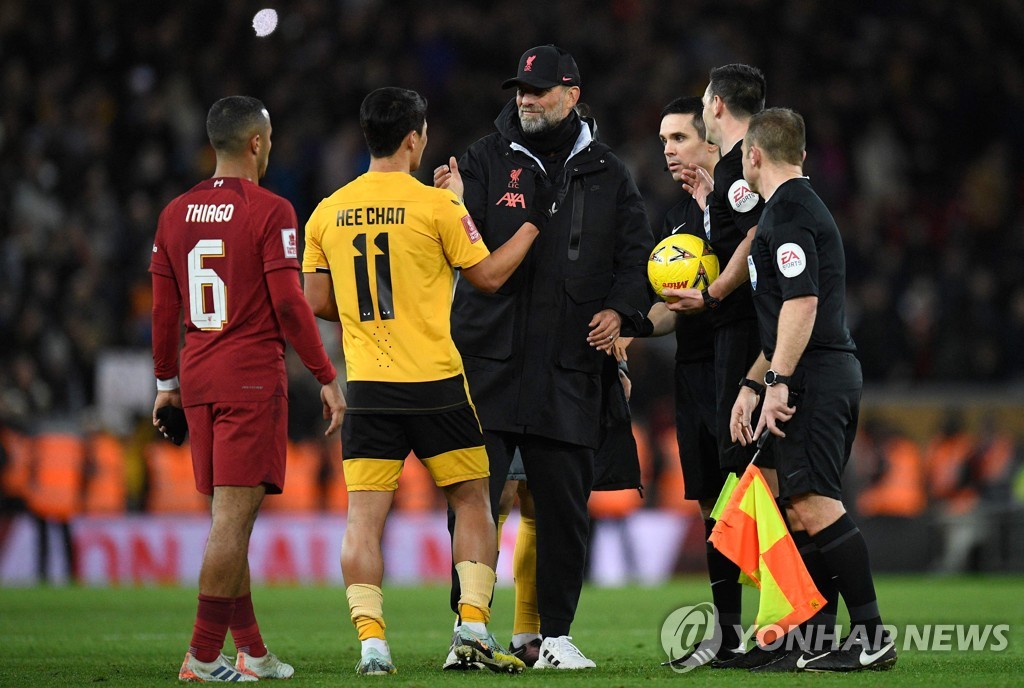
185;396;288;495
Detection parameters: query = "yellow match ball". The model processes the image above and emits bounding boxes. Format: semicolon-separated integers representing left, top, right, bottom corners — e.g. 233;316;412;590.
647;233;720;302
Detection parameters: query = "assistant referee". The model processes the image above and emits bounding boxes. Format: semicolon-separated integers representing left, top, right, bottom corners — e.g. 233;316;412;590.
729;107;896;672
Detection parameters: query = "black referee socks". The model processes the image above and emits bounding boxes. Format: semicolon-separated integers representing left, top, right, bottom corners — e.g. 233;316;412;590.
792;529;839;650
811;513;886;645
704;518;742;650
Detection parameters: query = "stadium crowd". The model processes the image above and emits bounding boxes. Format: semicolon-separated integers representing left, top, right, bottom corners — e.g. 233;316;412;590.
1;1;1023;544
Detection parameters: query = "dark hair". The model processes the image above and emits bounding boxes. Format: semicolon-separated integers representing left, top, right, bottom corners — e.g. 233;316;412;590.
747;107;805;165
660;96;708;141
708;64;766;119
206;96;269;154
359;87;428;158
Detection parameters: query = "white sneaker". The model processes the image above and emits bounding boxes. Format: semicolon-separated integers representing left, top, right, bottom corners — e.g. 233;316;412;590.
534;636;596;670
236;649;295;679
179;652;257;682
355;647;397;675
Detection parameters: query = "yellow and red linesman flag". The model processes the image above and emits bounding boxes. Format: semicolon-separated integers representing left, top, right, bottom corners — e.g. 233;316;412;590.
709;464;825;647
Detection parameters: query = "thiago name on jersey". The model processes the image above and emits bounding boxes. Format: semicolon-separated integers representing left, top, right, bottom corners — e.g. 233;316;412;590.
336;206;407;227
185;203;235;222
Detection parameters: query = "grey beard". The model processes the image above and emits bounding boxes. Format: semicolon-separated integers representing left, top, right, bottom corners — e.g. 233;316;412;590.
519;112;557;134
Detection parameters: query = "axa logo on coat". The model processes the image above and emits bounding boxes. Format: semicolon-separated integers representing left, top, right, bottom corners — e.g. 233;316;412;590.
496;192;526;208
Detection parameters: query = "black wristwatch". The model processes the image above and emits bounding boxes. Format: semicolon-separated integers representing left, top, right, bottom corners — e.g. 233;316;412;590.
738;377;765;395
701;288;721;311
763;369;792;387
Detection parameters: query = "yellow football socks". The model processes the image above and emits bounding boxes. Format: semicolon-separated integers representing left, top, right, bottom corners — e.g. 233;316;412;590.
512;515;540;634
455;560;496;624
346;583;386;640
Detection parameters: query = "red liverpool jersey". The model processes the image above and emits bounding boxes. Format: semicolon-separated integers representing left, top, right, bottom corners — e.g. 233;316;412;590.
150;177;301;405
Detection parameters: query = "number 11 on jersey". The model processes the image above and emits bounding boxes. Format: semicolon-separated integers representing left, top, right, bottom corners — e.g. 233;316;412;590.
353;232;394;322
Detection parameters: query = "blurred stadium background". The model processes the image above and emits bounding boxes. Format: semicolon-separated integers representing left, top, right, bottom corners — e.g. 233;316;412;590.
1;0;1023;586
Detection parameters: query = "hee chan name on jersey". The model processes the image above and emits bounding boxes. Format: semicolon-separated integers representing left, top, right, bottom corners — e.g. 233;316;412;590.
336;206;407;227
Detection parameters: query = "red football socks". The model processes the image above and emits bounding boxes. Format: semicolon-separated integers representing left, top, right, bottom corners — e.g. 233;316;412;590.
190;594;235;663
230;593;267;658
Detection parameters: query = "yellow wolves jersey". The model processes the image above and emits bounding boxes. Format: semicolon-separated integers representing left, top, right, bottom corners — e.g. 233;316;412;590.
303;171;489;412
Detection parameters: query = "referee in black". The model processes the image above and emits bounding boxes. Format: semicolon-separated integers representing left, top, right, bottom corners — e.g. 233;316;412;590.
669;63;766;476
660;64;767;669
730;108;896;672
625;96;743;668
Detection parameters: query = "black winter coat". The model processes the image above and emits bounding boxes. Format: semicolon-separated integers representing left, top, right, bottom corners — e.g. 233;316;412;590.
452;100;653;449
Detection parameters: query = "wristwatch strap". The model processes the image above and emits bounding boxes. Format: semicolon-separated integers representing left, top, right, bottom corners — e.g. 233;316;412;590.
764;370;793;387
738;377;765;395
701;288;721;310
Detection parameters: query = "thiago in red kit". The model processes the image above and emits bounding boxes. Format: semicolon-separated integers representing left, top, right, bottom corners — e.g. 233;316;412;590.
150;177;335;493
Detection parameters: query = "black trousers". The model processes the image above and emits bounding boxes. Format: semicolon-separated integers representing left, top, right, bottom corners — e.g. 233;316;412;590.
449;430;593;638
674;358;723;500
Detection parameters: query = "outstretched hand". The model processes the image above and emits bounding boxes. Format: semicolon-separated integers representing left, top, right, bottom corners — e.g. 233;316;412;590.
525;175;560;231
433;156;464;200
680;164;714;210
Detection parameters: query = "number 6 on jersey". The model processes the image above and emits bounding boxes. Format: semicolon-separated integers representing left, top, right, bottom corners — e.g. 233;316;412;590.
188;239;228;330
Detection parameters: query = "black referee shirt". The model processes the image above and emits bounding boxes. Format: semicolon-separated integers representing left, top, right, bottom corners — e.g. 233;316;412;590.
662;198;714;363
706;140;764;328
749;177;856;359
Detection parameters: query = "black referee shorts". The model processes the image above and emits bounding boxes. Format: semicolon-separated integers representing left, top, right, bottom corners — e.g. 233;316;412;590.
713;319;762;473
674;358;722;500
767;352;862;501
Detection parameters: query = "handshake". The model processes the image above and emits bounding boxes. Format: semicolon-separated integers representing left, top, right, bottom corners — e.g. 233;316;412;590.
434;156;562;232
525;175;562;232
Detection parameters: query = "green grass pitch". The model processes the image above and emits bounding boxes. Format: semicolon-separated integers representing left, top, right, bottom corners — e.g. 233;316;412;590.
2;576;1023;686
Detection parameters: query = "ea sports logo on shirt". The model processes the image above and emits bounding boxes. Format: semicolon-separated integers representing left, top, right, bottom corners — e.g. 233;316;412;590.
728;179;760;213
777;242;806;277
